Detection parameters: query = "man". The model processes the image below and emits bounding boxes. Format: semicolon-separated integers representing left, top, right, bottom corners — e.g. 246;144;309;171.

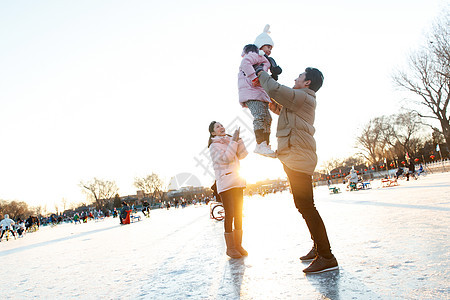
120;202;131;224
408;161;416;180
346;169;359;190
142;201;150;217
0;214;16;241
256;67;338;274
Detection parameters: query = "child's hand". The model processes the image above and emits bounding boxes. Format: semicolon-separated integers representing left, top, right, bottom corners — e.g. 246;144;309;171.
252;78;261;87
267;56;282;81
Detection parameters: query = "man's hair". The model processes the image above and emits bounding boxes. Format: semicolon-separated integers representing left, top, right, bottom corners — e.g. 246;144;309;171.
304;67;324;92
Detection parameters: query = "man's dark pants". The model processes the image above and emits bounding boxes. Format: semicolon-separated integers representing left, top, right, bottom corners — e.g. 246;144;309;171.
283;164;333;259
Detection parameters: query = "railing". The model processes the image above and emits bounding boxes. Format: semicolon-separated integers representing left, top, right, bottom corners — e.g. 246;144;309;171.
424;159;450;173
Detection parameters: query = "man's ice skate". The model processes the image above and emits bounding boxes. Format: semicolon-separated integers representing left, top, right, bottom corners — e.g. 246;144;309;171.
254;141;276;158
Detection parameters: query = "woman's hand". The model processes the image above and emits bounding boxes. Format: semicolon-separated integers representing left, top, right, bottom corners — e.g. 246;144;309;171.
231;128;240;142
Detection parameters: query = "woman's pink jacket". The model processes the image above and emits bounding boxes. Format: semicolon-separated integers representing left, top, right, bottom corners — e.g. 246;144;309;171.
238;52;271;107
209;135;248;194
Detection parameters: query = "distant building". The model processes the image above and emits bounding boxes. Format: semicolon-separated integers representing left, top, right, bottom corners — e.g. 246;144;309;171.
245;178;289;196
167;186;212;201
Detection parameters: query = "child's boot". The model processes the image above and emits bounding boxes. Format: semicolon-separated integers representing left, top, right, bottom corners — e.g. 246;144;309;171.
254;130;276;157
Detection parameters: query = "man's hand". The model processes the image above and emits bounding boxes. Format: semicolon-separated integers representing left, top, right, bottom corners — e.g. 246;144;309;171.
269;101;282;115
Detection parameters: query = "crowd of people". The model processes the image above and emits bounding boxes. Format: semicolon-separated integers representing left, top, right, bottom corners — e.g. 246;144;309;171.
0;199;211;241
0;215;40;241
0;209;111;242
327;161;427;192
395;162;425;180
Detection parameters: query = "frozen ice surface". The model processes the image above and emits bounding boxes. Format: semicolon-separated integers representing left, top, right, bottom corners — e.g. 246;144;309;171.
1;173;449;299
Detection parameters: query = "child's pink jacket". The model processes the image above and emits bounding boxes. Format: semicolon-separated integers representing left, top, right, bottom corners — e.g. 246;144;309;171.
209;136;248;194
238;52;271;107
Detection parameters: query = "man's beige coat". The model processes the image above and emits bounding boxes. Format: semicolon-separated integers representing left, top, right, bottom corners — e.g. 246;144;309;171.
259;72;318;175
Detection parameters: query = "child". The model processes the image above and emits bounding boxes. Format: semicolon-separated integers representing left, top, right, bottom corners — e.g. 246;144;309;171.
238;24;282;157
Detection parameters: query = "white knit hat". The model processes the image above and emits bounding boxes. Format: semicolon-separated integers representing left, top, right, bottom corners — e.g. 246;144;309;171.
254;24;274;49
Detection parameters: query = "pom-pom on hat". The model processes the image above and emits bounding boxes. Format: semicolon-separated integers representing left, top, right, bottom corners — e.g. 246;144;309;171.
254;24;274;49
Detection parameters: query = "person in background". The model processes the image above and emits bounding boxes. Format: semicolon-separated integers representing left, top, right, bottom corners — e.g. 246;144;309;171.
142;201;150;217
0;214;16;241
120;202;130;224
408;161;416;180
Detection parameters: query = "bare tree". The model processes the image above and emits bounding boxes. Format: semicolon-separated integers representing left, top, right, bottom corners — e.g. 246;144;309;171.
61;198;67;212
341;156;364;168
0;200;33;220
355;116;389;164
319;158;343;173
429;13;450;78
35;205;43;217
384;112;426;156
54;202;59;215
393;13;450;147
134;173;164;204
80;178;119;210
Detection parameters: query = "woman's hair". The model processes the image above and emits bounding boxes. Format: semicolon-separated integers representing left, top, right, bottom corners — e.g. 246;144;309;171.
208;121;231;148
242;44;258;55
208;121;217;148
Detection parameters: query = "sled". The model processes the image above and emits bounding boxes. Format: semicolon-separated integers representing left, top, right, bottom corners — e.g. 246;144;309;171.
381;178;398;187
120;210;132;225
329;187;340;194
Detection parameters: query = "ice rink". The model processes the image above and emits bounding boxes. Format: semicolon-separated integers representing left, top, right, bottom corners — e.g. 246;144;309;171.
1;172;449;299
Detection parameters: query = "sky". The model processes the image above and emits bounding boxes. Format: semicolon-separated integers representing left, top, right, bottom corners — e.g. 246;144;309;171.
0;0;447;210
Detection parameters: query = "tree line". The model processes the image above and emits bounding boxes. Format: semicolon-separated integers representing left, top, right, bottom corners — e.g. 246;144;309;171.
322;12;449;173
355;112;446;165
79;172;165;211
0;200;39;220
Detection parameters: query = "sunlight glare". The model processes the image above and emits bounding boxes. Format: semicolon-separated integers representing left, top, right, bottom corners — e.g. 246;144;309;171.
239;154;285;184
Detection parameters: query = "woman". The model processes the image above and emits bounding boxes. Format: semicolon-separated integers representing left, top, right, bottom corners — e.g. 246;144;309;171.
208;121;248;259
